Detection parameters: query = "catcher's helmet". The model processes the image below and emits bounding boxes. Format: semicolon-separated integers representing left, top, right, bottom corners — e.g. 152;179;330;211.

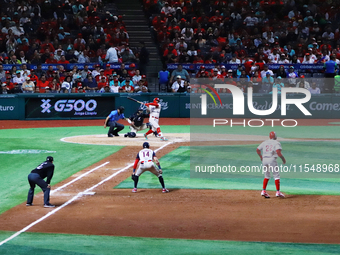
153;97;160;103
46;156;54;162
143;142;150;148
269;131;277;140
118;106;125;113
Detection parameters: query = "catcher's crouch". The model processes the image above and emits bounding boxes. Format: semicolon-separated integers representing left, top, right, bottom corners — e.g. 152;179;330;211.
124;109;156;138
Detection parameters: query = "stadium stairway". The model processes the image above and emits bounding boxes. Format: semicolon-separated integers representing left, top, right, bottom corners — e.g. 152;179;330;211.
114;0;163;92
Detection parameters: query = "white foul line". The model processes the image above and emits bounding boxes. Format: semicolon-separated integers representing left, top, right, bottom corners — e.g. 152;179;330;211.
0;142;173;247
51;162;110;194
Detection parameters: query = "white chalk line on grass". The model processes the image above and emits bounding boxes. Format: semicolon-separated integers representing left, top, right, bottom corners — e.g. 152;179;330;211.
0;141;173;247
51;162;110;194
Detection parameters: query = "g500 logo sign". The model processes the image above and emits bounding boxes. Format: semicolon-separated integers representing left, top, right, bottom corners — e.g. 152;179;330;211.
40;99;97;113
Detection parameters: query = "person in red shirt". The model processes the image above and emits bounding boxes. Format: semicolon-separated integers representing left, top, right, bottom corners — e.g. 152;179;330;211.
96;69;107;82
128;63;136;77
29;69;39;84
104;64;112;76
122;83;134;93
36;75;50;93
57;55;70;64
45;54;57;64
97;76;108;90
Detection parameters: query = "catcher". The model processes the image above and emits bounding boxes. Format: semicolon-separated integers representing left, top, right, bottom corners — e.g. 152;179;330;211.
131;142;169;193
124;108;157;138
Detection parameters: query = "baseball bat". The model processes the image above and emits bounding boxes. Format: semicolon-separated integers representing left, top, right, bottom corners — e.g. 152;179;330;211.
127;97;144;104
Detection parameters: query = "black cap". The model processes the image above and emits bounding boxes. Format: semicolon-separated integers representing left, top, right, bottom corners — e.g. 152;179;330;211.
118;106;125;113
46;156;54;162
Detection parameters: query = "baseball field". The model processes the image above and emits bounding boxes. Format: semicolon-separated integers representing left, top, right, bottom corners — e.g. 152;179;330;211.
0;118;340;254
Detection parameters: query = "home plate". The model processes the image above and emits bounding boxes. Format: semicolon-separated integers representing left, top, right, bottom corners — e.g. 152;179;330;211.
81;191;96;196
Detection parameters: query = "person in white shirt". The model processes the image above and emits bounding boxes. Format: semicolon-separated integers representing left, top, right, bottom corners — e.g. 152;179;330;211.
131;142;169;193
171;75;185;92
268;49;280;63
260;65;274;78
132;69;141;85
20;64;30;78
229;56;241;64
257;131;286;199
13;71;25;85
105;46;119;63
21;77;35;93
308;82;321;94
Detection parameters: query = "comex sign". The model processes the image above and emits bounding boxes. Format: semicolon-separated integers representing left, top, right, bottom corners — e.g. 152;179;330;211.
40;99;98;115
200;85;312;127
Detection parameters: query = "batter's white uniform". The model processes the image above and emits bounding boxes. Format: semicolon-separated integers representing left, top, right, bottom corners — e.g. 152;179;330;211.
147;103;161;132
135;148;161;177
257;139;282;180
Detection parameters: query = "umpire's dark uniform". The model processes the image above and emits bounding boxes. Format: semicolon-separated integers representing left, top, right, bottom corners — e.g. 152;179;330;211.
27;156;55;207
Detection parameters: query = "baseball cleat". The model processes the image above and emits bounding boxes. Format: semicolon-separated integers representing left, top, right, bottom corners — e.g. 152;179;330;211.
144;134;148;140
160;137;168;141
276;191;285;198
44;204;55;208
132;188;137;193
162;188;169;193
26;203;33;206
108;134;114;137
261;190;270;198
124;134;128;137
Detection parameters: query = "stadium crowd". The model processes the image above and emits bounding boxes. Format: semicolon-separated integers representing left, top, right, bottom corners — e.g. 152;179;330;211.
0;0;150;94
146;0;340;93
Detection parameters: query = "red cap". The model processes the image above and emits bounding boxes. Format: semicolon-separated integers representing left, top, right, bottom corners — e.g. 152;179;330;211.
106;64;110;67
269;131;277;139
142;74;146;78
129;63;135;68
300;75;305;78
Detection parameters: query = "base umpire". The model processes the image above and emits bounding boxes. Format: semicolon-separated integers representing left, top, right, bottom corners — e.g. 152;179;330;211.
26;156;55;208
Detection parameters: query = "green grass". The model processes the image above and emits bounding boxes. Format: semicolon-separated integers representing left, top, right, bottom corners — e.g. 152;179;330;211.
0;125;189;214
191;125;340;139
0;232;339;255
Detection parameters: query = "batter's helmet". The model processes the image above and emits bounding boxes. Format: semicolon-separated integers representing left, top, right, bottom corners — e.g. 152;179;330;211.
153;97;160;103
46;156;54;162
143;142;150;148
118;106;125;113
269;131;277;140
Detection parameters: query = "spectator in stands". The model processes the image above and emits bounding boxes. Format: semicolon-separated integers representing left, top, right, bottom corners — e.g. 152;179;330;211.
20;64;30;79
276;65;287;78
132;70;142;85
99;85;114;93
83;75;98;92
105;45;119;63
36;75;49;93
272;76;284;94
81;65;91;80
49;78;60;93
92;64;101;78
308;82;321;94
122;82;134;93
21;77;35;93
29;69;39;84
297;75;310;89
287;66;299;87
110;78;120;93
170;64;189;84
121;75;134;88
260;65;274;78
158;66;169;91
121;46;136;63
324;55;338;93
0;65;5;83
171;75;185;92
13;71;25;86
97;76;108;91
61;76;72;93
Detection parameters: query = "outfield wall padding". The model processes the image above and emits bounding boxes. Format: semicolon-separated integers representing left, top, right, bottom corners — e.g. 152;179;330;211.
0;93;339;120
